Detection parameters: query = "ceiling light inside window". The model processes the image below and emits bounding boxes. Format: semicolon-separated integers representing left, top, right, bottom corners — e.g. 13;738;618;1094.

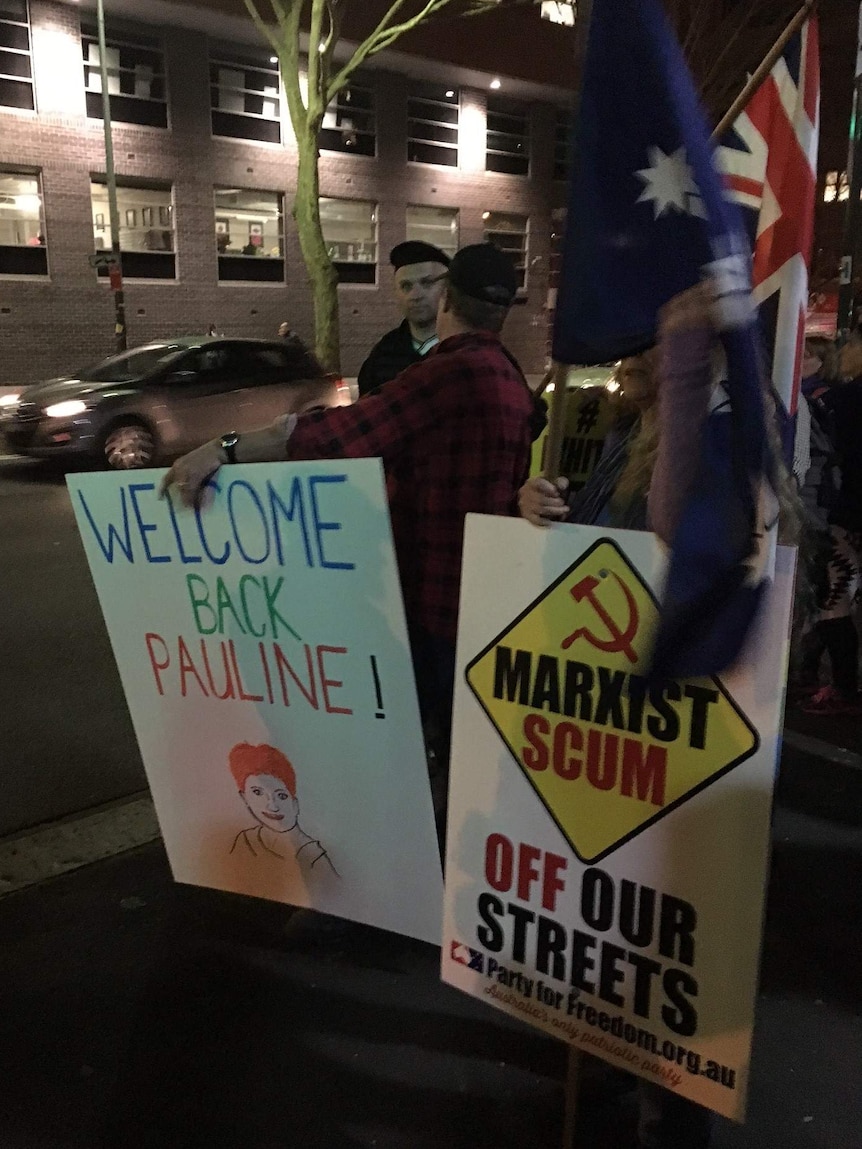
489;78;501;90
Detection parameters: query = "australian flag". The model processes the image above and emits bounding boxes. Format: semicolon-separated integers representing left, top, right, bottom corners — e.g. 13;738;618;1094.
553;0;778;679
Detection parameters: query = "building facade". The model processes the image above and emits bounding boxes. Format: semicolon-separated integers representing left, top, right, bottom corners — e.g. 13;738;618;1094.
0;0;572;385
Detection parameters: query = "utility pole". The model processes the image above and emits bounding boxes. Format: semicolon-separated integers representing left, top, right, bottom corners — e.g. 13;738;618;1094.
96;0;127;353
837;0;862;341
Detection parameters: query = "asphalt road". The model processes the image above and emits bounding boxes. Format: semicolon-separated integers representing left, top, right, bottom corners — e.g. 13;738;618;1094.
0;456;144;837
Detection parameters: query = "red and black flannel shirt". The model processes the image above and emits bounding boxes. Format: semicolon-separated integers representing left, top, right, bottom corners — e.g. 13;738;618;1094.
287;331;535;644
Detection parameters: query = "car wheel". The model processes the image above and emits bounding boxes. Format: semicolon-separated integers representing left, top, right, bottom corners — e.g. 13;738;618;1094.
102;422;156;470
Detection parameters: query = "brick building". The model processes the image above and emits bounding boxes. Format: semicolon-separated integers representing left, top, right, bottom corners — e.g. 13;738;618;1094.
0;0;576;385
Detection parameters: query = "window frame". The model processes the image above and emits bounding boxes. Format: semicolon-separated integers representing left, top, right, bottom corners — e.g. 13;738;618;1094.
407;84;460;169
209;51;282;146
0;0;34;114
405;203;460;260
214;186;285;284
0;166;47;277
319;80;376;158
483;211;529;294
319;196;378;286
553;108;572;182
90;176;177;281
485;96;531;177
81;23;169;130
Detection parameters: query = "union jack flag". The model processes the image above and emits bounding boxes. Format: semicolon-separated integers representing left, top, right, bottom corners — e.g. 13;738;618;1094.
717;18;821;419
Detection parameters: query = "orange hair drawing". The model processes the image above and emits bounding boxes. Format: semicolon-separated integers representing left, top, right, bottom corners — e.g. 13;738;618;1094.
229;743;297;796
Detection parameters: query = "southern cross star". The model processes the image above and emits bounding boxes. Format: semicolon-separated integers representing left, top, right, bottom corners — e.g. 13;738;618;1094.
635;145;707;220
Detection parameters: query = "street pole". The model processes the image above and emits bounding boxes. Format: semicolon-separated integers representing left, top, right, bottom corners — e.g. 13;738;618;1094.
96;0;127;353
837;0;862;341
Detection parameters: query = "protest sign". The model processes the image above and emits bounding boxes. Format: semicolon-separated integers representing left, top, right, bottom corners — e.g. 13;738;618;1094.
442;514;794;1120
530;387;616;492
68;460;442;943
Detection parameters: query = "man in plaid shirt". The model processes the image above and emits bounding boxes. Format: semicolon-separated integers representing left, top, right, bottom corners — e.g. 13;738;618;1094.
163;245;542;823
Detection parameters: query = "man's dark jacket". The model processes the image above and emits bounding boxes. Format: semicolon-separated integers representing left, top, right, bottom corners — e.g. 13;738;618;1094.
357;320;425;397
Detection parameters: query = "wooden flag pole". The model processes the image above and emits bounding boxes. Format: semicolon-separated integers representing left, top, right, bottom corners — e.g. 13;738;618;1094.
712;0;817;140
545;0;595;486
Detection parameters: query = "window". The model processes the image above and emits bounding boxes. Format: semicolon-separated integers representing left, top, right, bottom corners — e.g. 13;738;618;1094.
823;171;850;204
0;170;46;275
320;198;377;284
82;24;167;128
90;179;175;279
486;96;530;176
214;188;284;282
484;211;528;291
554;109;572;182
0;0;33;111
407;84;459;167
210;52;281;144
406;204;459;259
320;81;375;156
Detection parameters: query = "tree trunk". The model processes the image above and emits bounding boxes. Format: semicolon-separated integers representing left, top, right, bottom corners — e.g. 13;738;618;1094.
294;132;341;373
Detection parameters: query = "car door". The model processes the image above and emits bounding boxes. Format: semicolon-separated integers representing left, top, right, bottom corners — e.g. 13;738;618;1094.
155;344;251;453
232;344;333;425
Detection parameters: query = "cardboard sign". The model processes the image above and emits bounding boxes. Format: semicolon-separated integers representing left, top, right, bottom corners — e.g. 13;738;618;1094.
443;515;794;1120
68;461;443;943
531;387;617;490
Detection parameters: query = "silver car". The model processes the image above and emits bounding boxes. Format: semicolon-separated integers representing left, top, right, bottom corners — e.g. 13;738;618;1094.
0;337;334;469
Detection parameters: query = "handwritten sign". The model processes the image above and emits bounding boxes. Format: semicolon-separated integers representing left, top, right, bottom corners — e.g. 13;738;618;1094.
68;461;443;943
531;387;617;491
443;515;793;1120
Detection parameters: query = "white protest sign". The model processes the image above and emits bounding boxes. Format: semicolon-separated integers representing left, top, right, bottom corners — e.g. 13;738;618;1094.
442;514;794;1120
68;460;442;943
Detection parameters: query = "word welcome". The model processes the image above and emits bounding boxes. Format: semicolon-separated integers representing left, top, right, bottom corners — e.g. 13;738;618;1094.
77;474;356;570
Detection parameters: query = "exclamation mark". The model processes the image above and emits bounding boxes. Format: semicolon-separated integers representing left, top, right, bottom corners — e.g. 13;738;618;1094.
370;655;385;719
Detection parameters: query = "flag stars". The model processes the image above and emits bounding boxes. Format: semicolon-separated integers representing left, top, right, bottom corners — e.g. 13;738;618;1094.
635;145;707;219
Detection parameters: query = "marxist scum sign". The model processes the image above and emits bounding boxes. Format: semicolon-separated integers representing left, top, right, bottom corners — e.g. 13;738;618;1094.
68;461;442;943
443;516;794;1120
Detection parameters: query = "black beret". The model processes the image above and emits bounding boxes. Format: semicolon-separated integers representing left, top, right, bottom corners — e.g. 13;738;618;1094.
390;241;451;270
448;243;518;307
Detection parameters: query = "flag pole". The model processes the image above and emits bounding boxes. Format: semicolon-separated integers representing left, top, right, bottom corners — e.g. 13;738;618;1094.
545;0;594;484
712;0;817;140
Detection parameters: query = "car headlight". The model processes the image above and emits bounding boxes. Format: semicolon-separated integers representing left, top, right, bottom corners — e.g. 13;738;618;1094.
0;393;20;408
45;400;88;419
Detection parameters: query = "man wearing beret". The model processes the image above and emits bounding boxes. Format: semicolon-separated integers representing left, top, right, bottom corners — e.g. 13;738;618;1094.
357;241;451;397
163;244;543;838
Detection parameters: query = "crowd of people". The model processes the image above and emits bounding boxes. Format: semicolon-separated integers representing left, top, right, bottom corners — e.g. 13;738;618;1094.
161;239;860;1149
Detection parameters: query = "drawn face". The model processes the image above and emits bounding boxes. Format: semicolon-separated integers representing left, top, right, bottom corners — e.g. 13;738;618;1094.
241;773;298;833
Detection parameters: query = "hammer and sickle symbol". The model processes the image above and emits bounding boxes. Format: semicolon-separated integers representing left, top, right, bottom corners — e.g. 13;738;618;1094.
560;572;639;664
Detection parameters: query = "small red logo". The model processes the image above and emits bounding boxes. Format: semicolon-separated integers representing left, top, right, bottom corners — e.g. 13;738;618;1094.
561;572;640;664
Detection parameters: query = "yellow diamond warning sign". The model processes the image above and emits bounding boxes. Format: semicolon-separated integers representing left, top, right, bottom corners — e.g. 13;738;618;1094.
466;538;759;863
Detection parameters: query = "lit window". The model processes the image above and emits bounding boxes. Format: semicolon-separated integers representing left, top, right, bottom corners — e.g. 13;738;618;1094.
0;170;46;275
406;204;459;259
214;188;284;282
486;96;530;176
90;179;175;279
0;0;32;111
484;211;528;291
320;198;377;284
823;170;850;203
553;109;572;182
320;82;375;157
82;24;167;129
408;84;459;167
210;51;281;144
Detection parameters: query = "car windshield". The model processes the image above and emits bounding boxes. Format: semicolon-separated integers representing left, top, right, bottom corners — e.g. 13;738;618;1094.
76;344;186;383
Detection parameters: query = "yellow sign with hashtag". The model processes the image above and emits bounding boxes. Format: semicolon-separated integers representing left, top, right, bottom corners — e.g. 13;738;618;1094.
466;538;759;862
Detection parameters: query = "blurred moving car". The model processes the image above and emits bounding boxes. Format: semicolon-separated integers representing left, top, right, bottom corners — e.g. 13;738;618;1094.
0;336;335;470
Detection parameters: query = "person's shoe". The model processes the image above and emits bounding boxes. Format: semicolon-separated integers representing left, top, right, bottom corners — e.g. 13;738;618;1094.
799;685;862;715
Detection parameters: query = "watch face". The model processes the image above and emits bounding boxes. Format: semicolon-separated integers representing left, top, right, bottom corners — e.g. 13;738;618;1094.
221;433;239;448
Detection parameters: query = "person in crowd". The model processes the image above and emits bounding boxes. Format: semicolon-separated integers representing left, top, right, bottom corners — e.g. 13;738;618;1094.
520;283;799;1149
161;244;546;831
357;241;451;396
797;330;862;714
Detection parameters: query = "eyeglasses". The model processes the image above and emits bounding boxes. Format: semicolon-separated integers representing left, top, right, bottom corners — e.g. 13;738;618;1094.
396;272;449;292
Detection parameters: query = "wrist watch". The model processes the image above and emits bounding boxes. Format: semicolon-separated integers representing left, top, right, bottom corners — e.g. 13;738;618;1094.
218;431;240;464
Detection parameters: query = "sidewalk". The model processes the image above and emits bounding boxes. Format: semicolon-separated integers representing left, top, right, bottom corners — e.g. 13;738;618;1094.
1;791;860;1149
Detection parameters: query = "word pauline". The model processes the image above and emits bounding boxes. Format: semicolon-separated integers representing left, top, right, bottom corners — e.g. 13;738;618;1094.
76;474;356;570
